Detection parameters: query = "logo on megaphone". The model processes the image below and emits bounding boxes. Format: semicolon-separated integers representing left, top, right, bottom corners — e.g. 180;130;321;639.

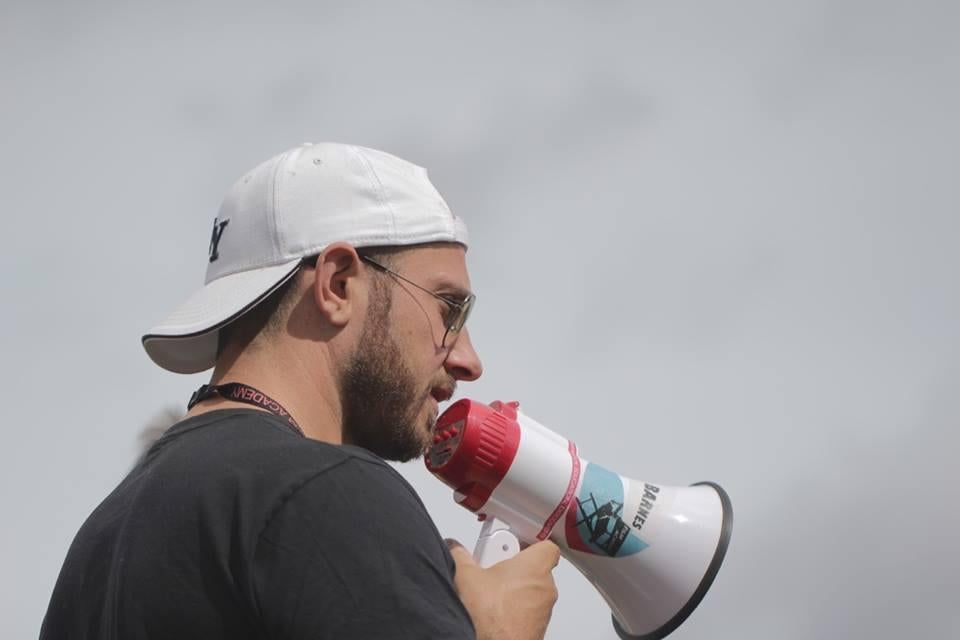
566;462;651;557
426;399;732;640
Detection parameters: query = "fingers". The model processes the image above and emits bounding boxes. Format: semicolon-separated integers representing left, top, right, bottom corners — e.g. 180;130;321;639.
445;538;478;567
447;536;561;573
516;540;561;570
444;537;464;551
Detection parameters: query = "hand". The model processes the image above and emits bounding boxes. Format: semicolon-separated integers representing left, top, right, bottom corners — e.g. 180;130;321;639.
447;538;560;640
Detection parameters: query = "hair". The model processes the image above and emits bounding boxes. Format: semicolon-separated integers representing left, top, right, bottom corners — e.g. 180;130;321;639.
216;247;398;358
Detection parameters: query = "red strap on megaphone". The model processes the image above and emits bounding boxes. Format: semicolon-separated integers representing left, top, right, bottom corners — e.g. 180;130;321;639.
536;439;580;540
488;400;583;541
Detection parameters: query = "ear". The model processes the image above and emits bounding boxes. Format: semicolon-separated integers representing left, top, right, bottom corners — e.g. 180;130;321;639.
312;242;363;328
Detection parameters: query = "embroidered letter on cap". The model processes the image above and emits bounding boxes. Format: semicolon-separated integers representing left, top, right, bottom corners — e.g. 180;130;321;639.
208;218;229;262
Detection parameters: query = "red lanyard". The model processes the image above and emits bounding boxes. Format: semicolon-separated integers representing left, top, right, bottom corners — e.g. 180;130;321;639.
188;382;303;436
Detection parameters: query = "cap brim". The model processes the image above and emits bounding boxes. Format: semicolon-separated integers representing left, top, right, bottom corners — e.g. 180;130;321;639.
142;259;302;374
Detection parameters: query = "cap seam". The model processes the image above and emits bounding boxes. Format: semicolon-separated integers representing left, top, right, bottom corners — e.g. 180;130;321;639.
270;147;296;260
351;146;397;241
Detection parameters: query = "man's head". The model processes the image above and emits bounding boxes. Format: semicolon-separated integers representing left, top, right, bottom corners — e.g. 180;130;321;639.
327;243;481;461
142;143;482;459
222;241;482;460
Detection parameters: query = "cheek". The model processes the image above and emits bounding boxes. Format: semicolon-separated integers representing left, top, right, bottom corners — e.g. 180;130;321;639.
390;305;447;367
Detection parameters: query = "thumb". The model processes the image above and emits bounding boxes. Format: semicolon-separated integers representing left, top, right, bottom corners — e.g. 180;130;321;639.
516;539;562;570
445;538;478;567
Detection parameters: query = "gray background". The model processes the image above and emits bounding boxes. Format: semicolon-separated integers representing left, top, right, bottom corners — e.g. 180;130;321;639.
3;1;958;638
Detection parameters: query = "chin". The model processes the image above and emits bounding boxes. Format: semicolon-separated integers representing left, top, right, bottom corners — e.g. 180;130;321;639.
412;416;437;457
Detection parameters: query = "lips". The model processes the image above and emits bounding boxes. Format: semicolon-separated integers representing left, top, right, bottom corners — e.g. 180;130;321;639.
430;386;454;403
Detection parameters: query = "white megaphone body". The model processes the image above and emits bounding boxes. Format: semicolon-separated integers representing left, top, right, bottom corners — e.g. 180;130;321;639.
425;399;732;640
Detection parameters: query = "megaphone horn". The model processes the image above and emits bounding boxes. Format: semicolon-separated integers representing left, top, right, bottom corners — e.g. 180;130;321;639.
426;399;733;640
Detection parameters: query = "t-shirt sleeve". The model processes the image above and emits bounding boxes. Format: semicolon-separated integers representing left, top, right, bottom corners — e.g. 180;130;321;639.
251;456;476;639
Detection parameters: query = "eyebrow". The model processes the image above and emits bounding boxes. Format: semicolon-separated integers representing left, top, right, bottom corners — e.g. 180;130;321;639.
431;279;473;301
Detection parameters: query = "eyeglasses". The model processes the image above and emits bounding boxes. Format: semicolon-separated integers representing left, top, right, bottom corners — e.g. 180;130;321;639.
360;254;475;348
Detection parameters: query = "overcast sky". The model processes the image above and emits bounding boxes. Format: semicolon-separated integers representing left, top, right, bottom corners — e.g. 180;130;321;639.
3;2;958;638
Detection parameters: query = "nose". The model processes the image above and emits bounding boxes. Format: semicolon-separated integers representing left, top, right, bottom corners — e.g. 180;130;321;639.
443;328;483;382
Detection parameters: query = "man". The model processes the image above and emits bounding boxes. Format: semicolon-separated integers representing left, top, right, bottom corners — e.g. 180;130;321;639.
41;143;560;639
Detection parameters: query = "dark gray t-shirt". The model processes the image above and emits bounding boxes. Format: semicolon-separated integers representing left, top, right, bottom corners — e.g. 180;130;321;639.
41;409;475;639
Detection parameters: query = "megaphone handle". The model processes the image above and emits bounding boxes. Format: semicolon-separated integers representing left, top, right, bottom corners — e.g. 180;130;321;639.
473;517;521;568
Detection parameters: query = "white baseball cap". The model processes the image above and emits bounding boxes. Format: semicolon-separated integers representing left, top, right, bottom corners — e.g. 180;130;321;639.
142;142;469;374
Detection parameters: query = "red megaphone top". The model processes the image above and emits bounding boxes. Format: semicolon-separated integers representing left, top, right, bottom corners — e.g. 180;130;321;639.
424;399;522;513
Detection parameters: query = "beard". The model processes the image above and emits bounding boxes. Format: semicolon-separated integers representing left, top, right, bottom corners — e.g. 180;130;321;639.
338;283;436;462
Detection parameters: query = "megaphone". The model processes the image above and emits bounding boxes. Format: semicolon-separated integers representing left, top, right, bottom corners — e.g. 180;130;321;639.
426;399;732;639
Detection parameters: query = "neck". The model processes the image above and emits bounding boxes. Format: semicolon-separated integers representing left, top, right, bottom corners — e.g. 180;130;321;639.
186;338;344;444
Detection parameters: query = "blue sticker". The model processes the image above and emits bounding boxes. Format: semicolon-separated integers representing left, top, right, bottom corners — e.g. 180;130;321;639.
565;463;648;557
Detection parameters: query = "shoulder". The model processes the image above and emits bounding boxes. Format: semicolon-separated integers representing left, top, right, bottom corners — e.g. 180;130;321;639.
259;444;437;545
252;447;472;638
147;409;356;483
159;411;437;543
138;410;417;541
